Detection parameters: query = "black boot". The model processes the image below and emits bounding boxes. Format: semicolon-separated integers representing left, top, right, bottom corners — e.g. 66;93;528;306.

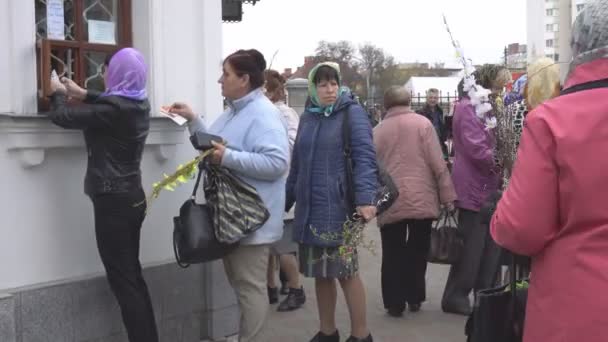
279;268;289;295
267;286;279;305
310;330;339;342
408;303;422;312
280;281;289;295
386;307;404;317
277;287;306;312
441;297;471;315
346;334;373;342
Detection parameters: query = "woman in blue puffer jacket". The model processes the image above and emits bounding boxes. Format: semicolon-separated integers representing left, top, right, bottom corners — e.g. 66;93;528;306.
286;62;378;342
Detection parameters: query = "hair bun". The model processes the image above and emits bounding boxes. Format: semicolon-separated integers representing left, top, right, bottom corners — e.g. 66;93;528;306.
265;69;285;85
245;49;267;72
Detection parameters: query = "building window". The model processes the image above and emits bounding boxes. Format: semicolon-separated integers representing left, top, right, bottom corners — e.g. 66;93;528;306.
35;0;132;109
546;39;554;48
545;23;559;32
554;54;560;62
546;8;559;16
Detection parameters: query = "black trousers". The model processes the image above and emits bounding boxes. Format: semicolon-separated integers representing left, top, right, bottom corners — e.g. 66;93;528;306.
380;219;433;311
92;189;159;342
442;209;502;309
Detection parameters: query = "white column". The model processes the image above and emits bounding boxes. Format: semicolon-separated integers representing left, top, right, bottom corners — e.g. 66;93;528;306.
557;0;573;81
131;0;223;122
1;0;38;114
0;1;10;113
526;0;545;63
198;0;224;123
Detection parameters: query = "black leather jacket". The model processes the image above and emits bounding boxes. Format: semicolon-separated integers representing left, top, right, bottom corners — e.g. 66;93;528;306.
49;91;150;196
417;104;450;157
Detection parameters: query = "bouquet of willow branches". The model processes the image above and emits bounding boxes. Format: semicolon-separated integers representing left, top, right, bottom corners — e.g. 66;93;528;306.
494;96;520;187
312;216;376;274
146;148;215;205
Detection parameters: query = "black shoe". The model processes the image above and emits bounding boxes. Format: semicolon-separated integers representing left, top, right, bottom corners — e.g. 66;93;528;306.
267;286;279;305
386;307;404;317
409;303;421;312
277;287;306;312
280;281;289;295
346;334;373;342
442;299;471;316
310;330;339;342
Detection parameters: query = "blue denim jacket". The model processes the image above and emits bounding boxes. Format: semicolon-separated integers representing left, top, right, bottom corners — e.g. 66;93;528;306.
286;92;378;247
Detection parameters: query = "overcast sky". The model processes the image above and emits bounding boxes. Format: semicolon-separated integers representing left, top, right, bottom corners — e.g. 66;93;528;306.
223;0;527;71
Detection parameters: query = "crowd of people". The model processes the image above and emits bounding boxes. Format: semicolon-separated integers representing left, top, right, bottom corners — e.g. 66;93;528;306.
44;0;608;341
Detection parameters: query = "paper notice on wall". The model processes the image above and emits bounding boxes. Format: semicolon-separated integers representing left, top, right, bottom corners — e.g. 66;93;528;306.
46;0;65;40
88;20;116;45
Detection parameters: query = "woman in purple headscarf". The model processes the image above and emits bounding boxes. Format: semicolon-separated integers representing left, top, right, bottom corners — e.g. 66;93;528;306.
48;47;158;342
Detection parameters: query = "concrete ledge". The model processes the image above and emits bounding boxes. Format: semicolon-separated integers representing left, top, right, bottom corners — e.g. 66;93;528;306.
0;293;16;342
2;261;238;342
0;114;187;167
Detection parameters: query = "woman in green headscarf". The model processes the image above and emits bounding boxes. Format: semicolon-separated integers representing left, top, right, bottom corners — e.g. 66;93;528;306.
286;62;378;342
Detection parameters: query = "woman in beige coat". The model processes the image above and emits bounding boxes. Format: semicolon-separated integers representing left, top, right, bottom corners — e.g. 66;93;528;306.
374;86;456;317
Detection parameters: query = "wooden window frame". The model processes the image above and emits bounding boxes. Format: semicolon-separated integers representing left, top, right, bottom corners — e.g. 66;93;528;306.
37;0;132;107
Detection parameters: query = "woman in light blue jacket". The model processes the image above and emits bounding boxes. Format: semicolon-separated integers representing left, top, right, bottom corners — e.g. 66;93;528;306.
169;49;289;342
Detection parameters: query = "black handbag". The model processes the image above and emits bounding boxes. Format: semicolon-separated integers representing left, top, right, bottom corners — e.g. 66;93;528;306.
173;166;238;268
342;106;399;216
465;255;528;342
427;210;464;264
480;191;532;269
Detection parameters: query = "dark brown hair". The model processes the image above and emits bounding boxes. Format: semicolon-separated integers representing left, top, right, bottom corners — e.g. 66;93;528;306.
104;53;114;66
264;69;286;103
474;64;509;90
457;64;510;98
313;66;340;85
102;51;116;73
224;49;266;89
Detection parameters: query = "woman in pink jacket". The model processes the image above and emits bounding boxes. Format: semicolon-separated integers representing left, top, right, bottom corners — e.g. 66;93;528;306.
374;86;456;316
491;1;608;340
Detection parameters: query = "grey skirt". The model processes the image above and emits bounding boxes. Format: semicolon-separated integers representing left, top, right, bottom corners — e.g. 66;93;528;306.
298;244;359;279
270;220;298;255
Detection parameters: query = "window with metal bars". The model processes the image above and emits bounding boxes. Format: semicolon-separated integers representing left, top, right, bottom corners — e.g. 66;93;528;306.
35;0;132;110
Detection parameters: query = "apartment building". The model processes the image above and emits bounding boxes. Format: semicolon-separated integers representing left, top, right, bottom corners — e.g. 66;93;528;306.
527;0;588;77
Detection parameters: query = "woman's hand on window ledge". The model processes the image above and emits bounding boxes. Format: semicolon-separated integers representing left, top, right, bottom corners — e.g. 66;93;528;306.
50;78;67;95
61;77;87;101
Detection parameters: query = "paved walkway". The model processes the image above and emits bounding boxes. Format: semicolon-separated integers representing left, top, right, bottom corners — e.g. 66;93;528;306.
255;220;468;342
